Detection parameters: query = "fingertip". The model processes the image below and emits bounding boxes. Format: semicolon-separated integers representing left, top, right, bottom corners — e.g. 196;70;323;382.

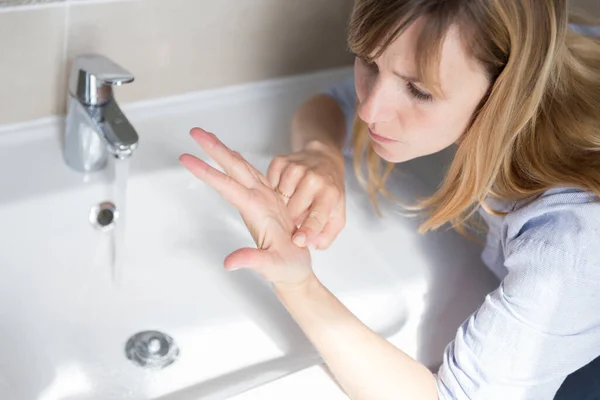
299;226;318;243
292;232;307;247
180;155;210;176
294;227;319;247
223;258;241;271
179;153;193;163
314;234;334;250
313;241;327;250
189;128;201;141
190;127;207;136
190;128;216;142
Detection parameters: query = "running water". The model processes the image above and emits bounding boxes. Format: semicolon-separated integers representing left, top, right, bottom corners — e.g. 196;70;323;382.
112;157;130;284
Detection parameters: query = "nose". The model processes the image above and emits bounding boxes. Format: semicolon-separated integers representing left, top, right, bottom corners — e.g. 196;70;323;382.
357;79;395;126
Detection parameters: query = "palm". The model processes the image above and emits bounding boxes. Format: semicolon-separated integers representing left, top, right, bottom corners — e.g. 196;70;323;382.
180;128;312;285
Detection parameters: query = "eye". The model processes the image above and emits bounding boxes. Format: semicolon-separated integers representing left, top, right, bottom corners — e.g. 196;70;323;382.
406;81;433;102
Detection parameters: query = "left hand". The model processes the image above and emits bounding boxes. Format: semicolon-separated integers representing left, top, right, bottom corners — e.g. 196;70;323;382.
266;142;346;250
179;128;312;287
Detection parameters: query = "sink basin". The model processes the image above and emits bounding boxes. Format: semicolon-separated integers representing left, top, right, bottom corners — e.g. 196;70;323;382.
0;68;498;399
0;69;413;400
0;155;408;400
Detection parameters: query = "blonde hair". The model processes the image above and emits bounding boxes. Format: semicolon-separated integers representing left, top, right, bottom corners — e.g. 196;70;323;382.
348;0;600;233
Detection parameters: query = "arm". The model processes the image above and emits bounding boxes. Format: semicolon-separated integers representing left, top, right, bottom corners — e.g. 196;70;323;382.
290;94;348;152
275;275;438;400
437;193;600;399
182;129;600;400
274;206;600;400
291;77;357;153
181;128;438;399
267;78;357;249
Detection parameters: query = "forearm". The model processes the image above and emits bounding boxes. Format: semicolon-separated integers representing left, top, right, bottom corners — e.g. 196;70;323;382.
274;274;439;400
291;94;348;153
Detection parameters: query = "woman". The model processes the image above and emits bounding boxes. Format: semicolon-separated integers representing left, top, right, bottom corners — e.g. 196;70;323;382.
180;1;600;399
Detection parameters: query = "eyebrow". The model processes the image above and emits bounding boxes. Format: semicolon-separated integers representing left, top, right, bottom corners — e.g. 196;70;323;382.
392;70;420;83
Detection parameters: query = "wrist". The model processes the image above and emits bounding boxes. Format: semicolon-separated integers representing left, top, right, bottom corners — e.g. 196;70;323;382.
273;272;321;300
303;140;345;169
304;138;342;155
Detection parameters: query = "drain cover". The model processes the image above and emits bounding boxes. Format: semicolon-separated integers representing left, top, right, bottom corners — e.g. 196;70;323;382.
90;201;118;231
125;331;179;369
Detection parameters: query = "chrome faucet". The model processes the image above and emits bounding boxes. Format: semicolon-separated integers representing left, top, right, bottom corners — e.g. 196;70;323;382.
64;54;139;172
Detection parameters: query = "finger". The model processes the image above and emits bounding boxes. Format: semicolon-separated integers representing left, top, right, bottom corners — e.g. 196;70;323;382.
179;153;249;208
224;247;274;271
266;156;288;189
277;163;306;199
286;174;320;221
287;183;317;225
232;150;271;187
293;202;333;247
293;209;309;228
190;128;256;187
314;217;345;249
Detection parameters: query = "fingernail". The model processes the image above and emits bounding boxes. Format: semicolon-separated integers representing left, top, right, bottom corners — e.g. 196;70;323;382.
293;233;306;247
227;266;241;271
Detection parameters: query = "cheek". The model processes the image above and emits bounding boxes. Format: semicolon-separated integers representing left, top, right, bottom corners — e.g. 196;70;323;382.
412;109;461;146
353;60;371;104
430;107;474;144
368;106;455;162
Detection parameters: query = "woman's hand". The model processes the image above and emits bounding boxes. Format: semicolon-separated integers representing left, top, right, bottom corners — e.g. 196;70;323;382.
267;140;346;250
179;128;312;287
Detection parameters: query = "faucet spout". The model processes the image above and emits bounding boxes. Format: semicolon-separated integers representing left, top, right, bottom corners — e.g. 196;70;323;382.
63;54;138;172
97;100;138;159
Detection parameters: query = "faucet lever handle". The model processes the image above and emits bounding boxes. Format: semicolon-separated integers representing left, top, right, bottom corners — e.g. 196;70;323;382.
69;54;134;106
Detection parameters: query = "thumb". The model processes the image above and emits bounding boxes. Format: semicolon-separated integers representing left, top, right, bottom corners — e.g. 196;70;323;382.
224;247;274;271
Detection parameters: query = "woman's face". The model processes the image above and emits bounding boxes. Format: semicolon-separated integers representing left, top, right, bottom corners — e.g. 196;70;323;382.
354;19;490;163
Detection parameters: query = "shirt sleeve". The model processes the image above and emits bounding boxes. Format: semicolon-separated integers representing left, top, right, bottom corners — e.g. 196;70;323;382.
436;191;600;399
569;24;600;37
321;77;356;157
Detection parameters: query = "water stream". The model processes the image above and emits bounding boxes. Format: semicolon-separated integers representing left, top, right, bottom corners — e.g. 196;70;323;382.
112;157;130;284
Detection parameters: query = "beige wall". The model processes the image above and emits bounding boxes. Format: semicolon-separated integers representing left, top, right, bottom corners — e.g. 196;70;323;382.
1;0;598;126
0;0;354;125
571;0;600;16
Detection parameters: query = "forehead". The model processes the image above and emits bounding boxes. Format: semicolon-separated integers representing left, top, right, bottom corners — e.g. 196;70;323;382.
380;18;487;95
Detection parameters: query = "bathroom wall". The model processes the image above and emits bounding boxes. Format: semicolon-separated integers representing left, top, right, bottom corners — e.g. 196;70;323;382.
0;0;354;125
1;0;598;126
572;0;600;15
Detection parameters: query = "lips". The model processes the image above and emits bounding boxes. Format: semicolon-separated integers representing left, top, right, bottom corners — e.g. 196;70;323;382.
368;128;397;144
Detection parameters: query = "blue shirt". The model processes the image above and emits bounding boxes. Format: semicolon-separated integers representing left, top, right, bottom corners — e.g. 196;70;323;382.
323;25;600;399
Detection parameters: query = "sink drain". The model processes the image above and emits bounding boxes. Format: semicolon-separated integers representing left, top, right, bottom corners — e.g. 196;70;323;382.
90;201;118;231
125;331;179;369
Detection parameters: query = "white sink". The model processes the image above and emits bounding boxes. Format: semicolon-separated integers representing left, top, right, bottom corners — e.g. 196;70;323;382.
0;68;498;399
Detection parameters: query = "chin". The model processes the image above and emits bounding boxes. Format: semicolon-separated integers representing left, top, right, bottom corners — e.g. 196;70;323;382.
371;142;414;163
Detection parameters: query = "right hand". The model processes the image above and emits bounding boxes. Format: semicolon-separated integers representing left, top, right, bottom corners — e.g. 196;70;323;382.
267;140;346;250
181;128;313;287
